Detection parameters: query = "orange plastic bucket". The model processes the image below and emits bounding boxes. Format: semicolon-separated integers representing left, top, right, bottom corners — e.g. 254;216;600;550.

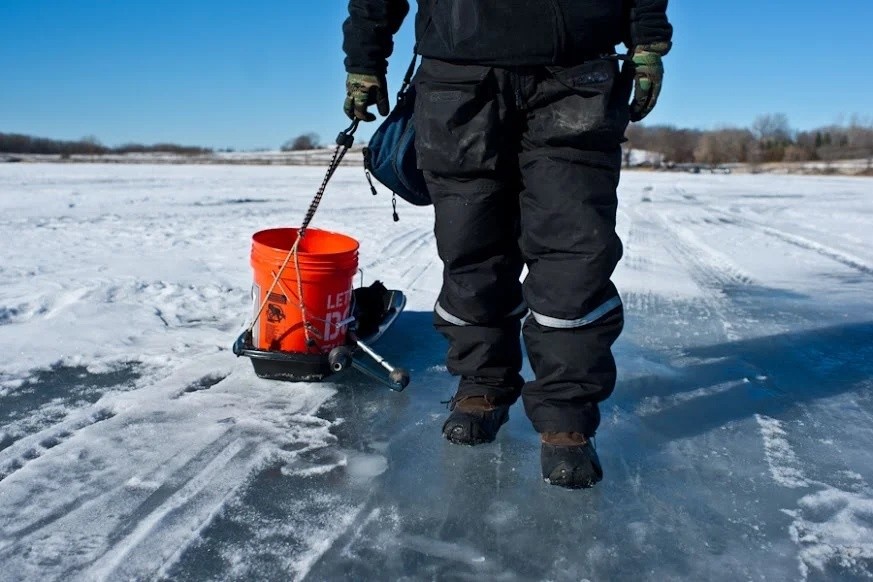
250;227;359;354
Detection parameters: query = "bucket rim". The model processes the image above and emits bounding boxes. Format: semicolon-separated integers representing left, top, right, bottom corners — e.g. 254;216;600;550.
252;227;360;256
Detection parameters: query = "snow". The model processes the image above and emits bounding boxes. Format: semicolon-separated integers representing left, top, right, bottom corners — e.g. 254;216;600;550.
756;414;808;489
1;164;872;580
624;148;665;167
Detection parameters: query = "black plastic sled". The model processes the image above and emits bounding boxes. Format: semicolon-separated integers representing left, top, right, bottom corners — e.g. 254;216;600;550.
233;281;410;391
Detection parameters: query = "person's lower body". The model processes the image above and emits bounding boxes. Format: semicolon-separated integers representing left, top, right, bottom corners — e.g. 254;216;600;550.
414;56;631;488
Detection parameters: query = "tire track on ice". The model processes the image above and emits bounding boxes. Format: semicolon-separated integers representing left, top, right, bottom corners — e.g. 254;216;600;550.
749;220;873;277
362;226;434;272
0;406;116;484
653;195;873;580
81;430;264;581
655;207;758;291
0;355;339;581
361;225;438;293
627;204;750;342
618;203;697;354
624;203;782;406
2;424;247;562
706;205;873;278
636;197;873;580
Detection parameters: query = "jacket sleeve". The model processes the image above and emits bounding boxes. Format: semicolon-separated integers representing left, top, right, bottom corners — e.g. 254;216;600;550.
628;0;673;52
343;0;410;75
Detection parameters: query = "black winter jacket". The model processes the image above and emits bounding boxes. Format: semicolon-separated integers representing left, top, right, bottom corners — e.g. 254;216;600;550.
343;0;672;75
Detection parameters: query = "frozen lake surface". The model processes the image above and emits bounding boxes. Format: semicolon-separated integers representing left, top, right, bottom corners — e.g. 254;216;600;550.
0;164;871;580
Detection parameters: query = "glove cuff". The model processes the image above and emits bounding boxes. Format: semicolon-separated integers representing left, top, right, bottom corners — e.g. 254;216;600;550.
635;41;672;57
347;73;383;86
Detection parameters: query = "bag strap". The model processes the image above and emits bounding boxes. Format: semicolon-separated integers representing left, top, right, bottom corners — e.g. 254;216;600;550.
397;1;438;98
398;54;418;99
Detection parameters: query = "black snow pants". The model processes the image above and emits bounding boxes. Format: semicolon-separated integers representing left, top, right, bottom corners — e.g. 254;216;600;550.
413;56;630;437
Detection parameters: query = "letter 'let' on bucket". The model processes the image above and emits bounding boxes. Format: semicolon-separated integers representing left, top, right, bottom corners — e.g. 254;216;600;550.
250;228;359;354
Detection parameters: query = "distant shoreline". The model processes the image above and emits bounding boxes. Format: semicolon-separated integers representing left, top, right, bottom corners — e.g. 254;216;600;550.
1;151;871;177
0;149;367;167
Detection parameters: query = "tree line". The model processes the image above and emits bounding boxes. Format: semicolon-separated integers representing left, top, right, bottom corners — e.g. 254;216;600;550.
625;114;873;167
0;133;212;156
7;117;872;167
0;130;321;155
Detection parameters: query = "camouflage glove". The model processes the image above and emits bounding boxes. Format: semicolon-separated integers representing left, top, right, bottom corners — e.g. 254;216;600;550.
344;73;390;122
630;42;671;122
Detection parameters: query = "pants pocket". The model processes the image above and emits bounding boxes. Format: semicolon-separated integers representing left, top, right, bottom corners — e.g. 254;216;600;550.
535;58;629;150
413;59;501;175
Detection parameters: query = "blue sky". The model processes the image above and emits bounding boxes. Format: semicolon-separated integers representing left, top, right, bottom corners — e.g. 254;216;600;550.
1;1;871;149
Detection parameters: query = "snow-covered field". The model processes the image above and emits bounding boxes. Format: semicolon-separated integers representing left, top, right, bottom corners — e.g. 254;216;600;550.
0;164;871;581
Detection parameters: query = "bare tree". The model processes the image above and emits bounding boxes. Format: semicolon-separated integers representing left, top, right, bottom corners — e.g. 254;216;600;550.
847;116;873;170
281;133;321;152
752;113;792;143
693;133;722;165
0;132;211;156
793;130;819;161
651;126;700;163
783;145;813;163
694;127;754;165
750;114;793;163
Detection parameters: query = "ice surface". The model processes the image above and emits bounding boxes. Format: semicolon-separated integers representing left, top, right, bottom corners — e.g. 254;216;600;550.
0;164;872;580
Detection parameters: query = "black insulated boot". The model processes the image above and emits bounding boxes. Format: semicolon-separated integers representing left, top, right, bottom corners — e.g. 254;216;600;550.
541;432;603;489
442;396;509;446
